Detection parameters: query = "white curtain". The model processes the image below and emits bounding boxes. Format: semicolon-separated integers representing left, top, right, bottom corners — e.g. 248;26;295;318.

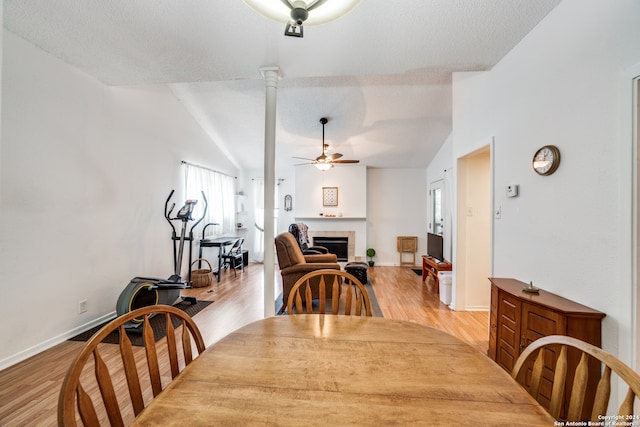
252;178;279;263
253;178;265;262
184;163;236;236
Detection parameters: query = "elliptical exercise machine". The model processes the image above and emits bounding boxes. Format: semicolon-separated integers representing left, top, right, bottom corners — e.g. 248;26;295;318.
115;190;208;328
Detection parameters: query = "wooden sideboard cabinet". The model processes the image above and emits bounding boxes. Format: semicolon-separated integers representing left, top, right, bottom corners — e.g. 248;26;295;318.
488;277;605;420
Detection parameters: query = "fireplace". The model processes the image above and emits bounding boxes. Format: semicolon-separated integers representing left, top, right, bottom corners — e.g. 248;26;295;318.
313;236;349;262
307;230;356;262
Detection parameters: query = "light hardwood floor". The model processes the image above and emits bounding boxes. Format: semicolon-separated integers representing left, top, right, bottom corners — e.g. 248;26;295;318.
0;264;488;426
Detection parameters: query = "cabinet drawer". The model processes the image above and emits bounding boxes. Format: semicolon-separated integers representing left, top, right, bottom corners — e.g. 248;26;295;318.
498;292;519;349
496;291;521;371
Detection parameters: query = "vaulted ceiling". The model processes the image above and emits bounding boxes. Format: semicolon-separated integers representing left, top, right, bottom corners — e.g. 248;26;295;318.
4;0;562;171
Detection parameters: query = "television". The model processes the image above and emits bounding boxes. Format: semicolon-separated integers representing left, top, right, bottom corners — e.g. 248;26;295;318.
427;232;444;262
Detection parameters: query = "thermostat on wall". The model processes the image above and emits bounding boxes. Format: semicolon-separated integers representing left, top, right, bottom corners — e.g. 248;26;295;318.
507;184;519;198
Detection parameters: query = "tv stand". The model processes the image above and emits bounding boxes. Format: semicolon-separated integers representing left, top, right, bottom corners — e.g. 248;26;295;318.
421;255;452;293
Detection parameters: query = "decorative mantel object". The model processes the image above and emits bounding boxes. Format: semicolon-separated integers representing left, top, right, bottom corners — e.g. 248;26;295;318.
323;187;338;206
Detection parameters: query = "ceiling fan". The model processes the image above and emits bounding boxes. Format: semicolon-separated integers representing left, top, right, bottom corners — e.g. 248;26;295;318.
294;117;360;171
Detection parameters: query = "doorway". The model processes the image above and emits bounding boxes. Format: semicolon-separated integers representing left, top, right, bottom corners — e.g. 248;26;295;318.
456;145;491;311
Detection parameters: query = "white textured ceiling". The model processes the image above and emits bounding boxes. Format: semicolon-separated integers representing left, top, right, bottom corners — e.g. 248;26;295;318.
3;0;562;171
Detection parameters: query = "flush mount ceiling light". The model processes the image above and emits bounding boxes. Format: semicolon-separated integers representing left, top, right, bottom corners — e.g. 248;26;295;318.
243;0;361;38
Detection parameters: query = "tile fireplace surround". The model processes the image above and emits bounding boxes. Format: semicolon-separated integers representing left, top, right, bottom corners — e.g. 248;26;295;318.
307;230;356;262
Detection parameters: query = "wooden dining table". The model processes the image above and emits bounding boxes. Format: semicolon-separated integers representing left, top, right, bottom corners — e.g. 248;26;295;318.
132;314;555;426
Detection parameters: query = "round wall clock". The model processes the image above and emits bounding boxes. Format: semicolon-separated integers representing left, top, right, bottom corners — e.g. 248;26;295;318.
532;145;561;176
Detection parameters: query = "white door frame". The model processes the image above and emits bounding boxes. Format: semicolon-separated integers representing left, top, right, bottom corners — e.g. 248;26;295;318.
631;71;640;369
453;140;493;311
620;62;640;370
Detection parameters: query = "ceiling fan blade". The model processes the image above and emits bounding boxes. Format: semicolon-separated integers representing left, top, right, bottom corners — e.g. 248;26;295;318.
292;156;315;161
326;153;343;161
280;0;295;10
332;159;360;164
307;0;329;11
294;162;315;166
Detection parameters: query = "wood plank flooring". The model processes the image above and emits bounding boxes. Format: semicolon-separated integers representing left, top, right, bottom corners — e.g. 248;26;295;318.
0;264;488;426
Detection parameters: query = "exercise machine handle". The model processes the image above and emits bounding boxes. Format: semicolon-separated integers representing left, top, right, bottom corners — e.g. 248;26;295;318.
190;191;208;234
164;190;177;235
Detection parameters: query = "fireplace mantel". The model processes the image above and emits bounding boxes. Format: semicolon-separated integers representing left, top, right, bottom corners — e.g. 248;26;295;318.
295;217;367;263
295;216;366;220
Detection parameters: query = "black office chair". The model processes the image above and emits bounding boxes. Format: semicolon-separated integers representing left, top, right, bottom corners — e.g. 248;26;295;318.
221;238;244;276
288;223;329;255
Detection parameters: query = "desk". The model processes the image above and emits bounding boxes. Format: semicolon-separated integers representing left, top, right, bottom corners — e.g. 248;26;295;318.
198;237;238;282
132;315;554;426
422;255;452;292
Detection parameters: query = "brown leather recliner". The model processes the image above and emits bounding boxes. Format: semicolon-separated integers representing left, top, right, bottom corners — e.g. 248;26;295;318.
275;232;341;313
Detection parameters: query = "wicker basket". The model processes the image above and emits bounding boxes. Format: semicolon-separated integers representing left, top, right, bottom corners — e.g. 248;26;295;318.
190;258;213;288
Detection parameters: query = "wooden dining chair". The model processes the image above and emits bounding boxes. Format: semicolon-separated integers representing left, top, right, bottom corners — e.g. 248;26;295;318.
58;305;206;427
287;269;372;316
512;335;640;422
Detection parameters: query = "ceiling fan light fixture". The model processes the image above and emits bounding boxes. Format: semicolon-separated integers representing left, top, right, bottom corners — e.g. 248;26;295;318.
291;116;359;170
242;0;361;26
315;162;333;171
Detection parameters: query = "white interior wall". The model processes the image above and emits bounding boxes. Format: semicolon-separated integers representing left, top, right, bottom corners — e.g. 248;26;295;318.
367;168;427;266
0;31;237;369
295;165;367;218
438;0;640;366
276;168;296;235
293;165;368;259
291;166;427;265
0;3;3;198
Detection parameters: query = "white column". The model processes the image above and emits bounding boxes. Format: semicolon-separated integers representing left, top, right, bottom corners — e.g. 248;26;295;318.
260;66;279;318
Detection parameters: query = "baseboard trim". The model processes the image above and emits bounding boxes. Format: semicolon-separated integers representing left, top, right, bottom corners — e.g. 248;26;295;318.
464;306;489;312
0;311;116;371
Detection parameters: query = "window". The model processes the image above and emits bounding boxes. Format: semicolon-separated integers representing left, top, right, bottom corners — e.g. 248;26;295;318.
184;162;236;235
430;180;444;235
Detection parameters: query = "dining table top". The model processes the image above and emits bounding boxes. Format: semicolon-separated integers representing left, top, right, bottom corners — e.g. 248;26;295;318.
132;314;555;426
